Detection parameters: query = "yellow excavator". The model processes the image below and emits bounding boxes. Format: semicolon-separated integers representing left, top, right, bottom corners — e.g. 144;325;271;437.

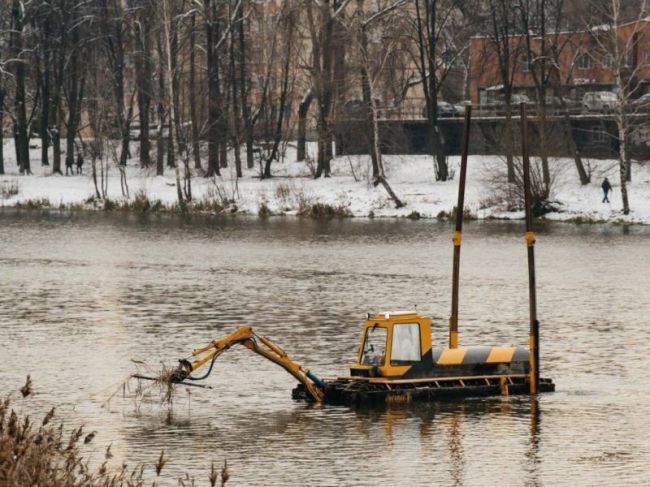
165;311;552;405
140;105;555;405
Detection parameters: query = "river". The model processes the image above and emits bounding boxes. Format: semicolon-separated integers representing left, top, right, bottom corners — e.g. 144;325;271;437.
1;210;649;485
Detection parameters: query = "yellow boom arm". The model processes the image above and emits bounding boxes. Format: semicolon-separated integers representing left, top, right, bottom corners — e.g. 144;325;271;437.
173;326;325;402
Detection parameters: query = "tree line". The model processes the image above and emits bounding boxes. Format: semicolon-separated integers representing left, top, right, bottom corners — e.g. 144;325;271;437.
0;0;644;213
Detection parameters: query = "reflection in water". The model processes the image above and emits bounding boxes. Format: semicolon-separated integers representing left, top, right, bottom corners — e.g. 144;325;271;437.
527;398;541;487
1;211;650;485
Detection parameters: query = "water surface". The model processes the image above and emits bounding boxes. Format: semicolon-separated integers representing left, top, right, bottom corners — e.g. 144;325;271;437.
1;211;649;485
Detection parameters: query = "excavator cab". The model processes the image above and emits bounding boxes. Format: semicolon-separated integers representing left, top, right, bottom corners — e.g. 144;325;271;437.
350;311;530;380
351;312;432;378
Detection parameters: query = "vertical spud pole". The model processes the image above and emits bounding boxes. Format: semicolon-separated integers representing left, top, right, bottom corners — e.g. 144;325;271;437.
520;103;539;395
449;105;472;349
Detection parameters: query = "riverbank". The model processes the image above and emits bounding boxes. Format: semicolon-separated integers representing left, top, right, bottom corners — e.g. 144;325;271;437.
1;140;649;223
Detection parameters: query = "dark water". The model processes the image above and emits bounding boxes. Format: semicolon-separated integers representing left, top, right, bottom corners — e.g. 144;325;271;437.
1;210;649;485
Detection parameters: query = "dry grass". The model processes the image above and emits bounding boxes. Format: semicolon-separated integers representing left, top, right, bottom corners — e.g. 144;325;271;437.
1;376;230;486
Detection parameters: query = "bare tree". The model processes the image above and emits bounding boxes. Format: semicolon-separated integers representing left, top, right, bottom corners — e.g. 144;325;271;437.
411;0;466;181
96;0;135;167
485;0;522;183
0;1;9;175
161;0;184;205
304;0;352;178
204;0;223;177
9;0;31;174
133;0;154;168
586;0;648;214
262;3;296;179
188;11;203;172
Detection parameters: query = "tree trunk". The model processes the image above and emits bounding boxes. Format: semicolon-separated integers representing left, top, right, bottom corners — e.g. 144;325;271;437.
559;98;589;185
51;41;64;175
504;100;515;183
135;4;152;167
238;6;254;169
0;87;4;175
297;89;313;162
0;89;5;174
162;0;184;206
156;29;165;176
205;0;221;177
360;28;379;179
537;100;550;199
315;2;335;178
263;11;294;179
229;9;242;178
40;51;50;167
617;120;630;214
170;18;183;161
65;51;84;175
11;0;30;174
52;108;62;174
189;13;202;171
357;8;403;208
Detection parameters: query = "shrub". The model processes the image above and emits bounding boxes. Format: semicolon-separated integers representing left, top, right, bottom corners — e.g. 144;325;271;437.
299;203;352;219
258;202;273;218
0;181;19;199
15;198;51;210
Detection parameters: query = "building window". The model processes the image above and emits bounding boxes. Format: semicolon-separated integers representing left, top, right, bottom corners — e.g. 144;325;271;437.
602;53;614;69
624;51;633;68
577;53;591;70
645;51;650;65
522;57;530;72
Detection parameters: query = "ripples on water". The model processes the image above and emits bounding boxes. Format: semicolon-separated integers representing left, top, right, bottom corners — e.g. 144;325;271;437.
1;210;649;485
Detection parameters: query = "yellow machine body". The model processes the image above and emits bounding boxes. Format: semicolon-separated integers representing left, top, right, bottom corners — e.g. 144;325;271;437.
350;311;529;380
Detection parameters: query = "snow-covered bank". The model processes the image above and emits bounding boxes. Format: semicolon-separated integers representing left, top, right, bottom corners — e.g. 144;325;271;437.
1;140;649;224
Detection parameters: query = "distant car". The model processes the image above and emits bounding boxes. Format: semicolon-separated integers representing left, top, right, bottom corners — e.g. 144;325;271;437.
510;94;533;105
454;100;471;116
421;101;458;118
582;91;618;113
342;98;383;119
630;93;650;111
437;101;458;117
544;95;562;106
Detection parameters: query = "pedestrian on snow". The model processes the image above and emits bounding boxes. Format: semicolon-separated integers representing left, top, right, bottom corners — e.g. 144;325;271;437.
602;177;612;203
76;152;84;175
65;155;74;176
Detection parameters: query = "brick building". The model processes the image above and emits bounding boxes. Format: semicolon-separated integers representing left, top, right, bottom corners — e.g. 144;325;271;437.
468;18;650;107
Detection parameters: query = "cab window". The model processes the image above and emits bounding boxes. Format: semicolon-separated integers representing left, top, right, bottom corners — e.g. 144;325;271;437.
391;323;421;364
361;326;387;366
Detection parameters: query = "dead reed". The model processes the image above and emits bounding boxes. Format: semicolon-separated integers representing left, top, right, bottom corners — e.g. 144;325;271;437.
1;376;230;486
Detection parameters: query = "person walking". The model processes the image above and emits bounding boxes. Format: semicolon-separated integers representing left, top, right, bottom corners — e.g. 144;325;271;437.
601;177;612;203
65;155;74;176
76;152;84;175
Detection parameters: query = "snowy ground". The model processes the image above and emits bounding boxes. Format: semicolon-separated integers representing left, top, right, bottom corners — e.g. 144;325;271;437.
1;139;649;223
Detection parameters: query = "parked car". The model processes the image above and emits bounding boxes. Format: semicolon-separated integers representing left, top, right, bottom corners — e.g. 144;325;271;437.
437;101;458;117
454;100;471;116
582;91;618;113
630;93;650;111
421;101;459;118
342;98;384;119
510;94;533;105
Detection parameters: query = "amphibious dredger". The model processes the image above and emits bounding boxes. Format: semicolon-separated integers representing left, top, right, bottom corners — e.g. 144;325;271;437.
146;105;555;405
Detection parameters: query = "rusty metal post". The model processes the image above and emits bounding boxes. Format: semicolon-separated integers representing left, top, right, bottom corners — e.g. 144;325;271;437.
520;103;539;395
449;105;472;349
